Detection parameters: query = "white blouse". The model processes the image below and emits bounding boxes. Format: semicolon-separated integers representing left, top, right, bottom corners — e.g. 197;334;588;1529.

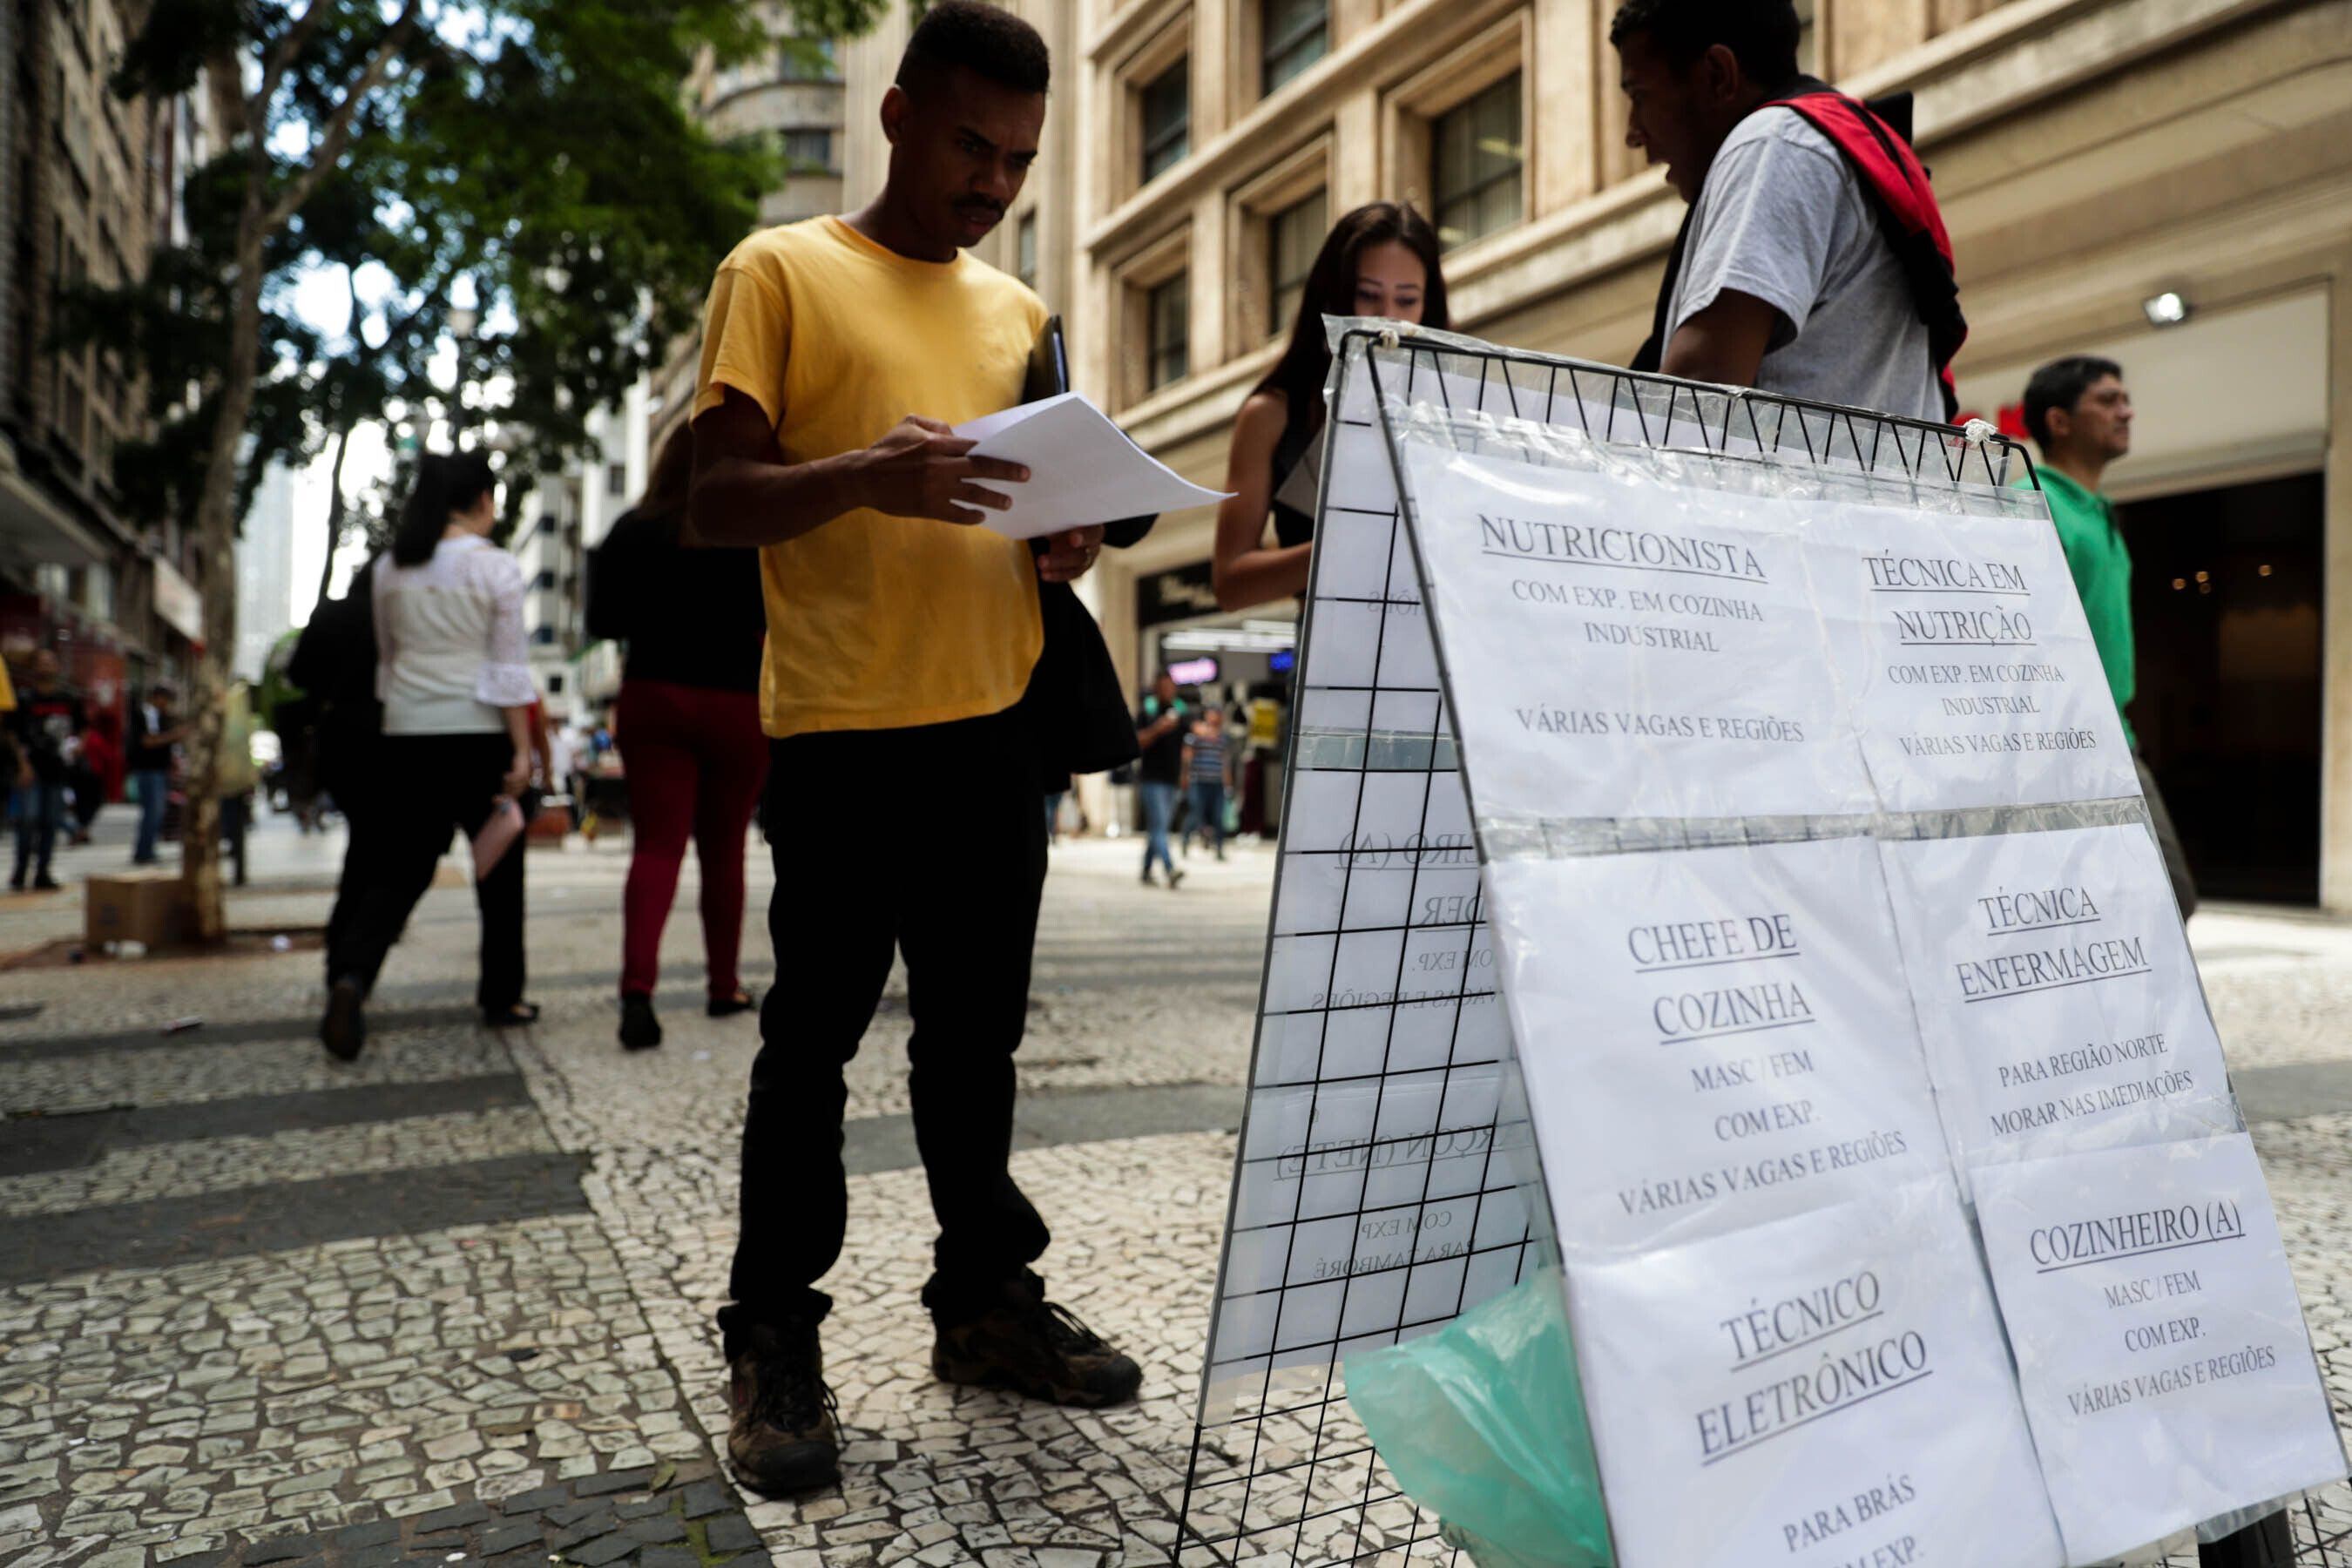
373;534;537;735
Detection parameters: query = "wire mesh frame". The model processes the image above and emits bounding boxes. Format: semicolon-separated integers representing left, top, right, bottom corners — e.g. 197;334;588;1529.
1358;330;2352;1568
1174;332;2054;1567
1369;328;2039;493
2275;1491;2352;1564
1175;339;1546;1568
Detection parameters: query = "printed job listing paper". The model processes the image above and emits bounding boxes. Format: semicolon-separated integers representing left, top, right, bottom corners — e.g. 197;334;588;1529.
1971;1135;2344;1564
1567;1180;2064;1568
1807;498;2139;813
1399;441;1875;826
1485;836;1948;1254
1879;823;2237;1177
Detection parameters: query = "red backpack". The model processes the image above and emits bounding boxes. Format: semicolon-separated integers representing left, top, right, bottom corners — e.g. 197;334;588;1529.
1633;84;1967;421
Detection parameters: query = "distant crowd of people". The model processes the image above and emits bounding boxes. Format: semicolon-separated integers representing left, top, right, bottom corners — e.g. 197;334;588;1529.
1131;670;1240;889
0;648;250;892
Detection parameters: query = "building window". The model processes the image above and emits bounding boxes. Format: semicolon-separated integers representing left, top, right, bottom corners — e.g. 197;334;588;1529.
779;38;841;83
1147;273;1189;390
1431;73;1524;252
1267;190;1327;339
535;568;557;590
605;463;626;497
1140;60;1189;184
1261;0;1328;96
1016;213;1038;290
781;129;834;173
531;625;558;645
55;368;86;456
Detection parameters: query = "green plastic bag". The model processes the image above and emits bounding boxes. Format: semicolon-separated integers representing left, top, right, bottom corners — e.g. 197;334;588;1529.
1347;1270;1614;1568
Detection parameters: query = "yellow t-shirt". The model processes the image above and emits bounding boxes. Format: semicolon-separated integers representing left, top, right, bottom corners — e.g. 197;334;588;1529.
693;215;1049;739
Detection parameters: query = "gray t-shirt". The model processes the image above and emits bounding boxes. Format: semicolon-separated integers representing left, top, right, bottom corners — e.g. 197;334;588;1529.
1666;106;1941;422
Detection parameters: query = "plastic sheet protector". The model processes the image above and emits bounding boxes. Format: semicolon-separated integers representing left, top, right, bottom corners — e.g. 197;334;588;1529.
1336;326;2343;1568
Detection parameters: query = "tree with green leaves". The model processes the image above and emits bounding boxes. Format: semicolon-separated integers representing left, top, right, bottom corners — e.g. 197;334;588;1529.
85;0;875;940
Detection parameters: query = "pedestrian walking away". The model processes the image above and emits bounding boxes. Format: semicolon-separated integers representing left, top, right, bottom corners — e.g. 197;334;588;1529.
1616;0;1961;419
685;0;1140;1499
1185;704;1231;862
318;450;543;1062
7;650;86;890
1210;202;1450;612
68;711;116;846
585;423;770;1052
214;680;260;889
292;555;389;993
2024;355;2199;916
125;680;187;867
1134;670;1186;889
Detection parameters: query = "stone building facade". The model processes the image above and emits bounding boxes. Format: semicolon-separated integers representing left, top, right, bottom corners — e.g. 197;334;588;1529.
988;0;2352;907
0;0;214;726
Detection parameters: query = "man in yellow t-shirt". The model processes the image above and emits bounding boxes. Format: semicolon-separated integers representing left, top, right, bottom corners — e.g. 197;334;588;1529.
686;0;1134;1497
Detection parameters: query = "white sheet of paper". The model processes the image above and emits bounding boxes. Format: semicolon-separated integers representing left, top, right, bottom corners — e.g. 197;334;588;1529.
954;393;1230;539
1399;442;1876;824
1878;824;2238;1179
1487;837;1949;1255
1808;500;2139;812
1568;1179;2064;1568
1970;1134;2345;1564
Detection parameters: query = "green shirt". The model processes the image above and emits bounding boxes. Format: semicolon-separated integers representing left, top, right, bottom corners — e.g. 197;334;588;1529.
2037;466;2135;747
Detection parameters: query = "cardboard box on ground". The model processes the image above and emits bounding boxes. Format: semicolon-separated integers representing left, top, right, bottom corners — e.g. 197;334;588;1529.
85;871;193;950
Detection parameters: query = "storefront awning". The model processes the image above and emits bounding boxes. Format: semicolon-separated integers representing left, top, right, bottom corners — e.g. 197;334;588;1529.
0;460;110;574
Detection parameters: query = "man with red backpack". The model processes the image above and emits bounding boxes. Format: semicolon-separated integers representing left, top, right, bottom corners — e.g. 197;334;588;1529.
1616;0;1962;422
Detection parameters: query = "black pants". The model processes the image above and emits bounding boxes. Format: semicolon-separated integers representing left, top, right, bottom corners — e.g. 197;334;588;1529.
2136;754;2199;919
326;733;524;1011
321;723;383;985
719;706;1049;1353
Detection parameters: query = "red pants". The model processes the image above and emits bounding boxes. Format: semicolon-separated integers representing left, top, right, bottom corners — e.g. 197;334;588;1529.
618;680;769;1000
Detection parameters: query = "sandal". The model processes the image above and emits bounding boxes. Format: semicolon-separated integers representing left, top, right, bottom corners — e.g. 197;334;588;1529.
482;1002;542;1029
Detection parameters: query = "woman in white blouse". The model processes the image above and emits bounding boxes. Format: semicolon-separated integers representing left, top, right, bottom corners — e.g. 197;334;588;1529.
320;450;541;1060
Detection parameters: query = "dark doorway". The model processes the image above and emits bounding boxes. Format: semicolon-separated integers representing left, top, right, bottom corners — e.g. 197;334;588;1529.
2118;471;2323;904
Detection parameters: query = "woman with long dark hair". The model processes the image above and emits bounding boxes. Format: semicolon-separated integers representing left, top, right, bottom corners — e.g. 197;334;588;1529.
319;449;540;1061
1211;202;1450;611
585;425;768;1051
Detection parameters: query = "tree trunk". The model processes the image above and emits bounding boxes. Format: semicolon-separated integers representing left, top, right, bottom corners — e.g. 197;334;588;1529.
176;13;419;943
314;419;355;611
179;197;273;943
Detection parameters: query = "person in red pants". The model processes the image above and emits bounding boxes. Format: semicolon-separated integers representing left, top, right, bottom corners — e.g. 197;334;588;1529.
585;428;769;1050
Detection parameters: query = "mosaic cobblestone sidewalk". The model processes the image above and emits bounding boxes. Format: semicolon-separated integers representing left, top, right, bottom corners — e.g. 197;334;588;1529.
3;814;2352;1566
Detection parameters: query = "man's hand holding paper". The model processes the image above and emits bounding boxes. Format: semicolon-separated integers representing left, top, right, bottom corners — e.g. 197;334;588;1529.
950;393;1231;541
1035;525;1104;584
854;414;1032;526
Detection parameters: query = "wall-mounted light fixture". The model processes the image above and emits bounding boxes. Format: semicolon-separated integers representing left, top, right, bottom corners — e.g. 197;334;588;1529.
2142;291;2191;328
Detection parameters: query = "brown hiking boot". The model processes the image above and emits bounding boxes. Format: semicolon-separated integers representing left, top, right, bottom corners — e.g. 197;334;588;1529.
931;1276;1143;1408
727;1321;840;1495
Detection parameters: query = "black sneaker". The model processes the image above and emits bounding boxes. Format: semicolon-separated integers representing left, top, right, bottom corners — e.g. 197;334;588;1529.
1166;867;1186;891
932;1276;1143;1409
30;875;58;892
706;989;757;1019
1139;867;1157;887
727;1322;841;1495
320;977;366;1063
619;994;662;1051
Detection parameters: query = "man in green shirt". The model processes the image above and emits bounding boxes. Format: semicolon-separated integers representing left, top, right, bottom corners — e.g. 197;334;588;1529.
2024;354;2196;916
